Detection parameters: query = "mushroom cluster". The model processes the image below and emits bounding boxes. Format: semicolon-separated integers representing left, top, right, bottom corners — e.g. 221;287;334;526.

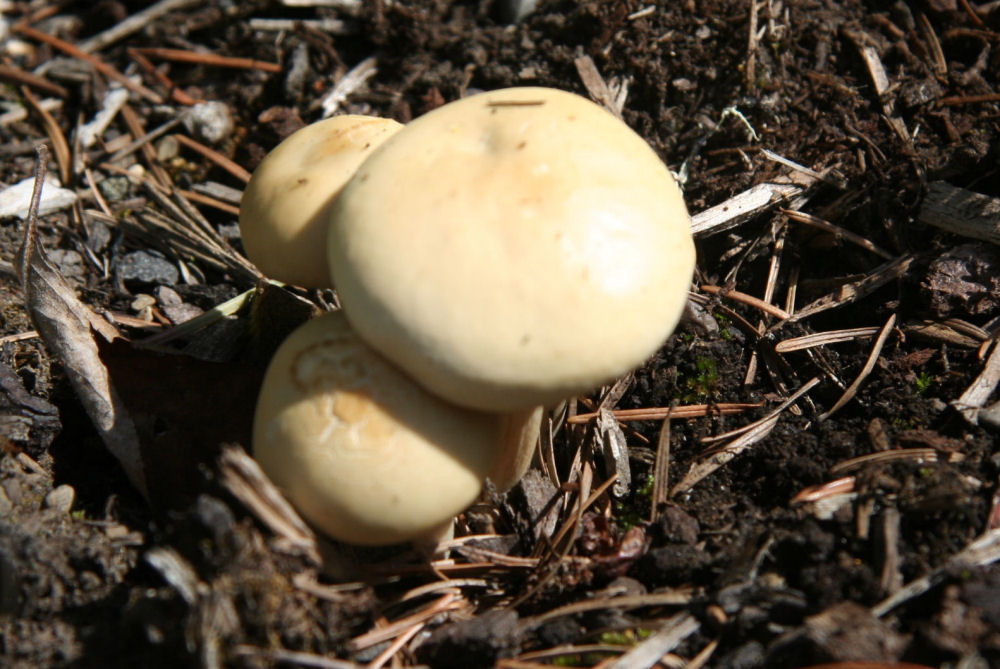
244;87;695;547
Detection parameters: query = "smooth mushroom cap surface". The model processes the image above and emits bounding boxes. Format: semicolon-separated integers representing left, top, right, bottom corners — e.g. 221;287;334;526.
240;115;402;288
252;310;501;546
327;87;695;411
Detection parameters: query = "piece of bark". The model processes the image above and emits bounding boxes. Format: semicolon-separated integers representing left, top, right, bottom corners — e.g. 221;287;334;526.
919;181;1000;245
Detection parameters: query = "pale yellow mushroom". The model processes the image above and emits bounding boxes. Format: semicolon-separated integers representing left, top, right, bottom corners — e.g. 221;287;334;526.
240;115;402;288
327;87;694;411
253;311;539;545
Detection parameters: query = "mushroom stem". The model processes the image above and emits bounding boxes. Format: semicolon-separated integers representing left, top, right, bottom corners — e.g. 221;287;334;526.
491;406;544;492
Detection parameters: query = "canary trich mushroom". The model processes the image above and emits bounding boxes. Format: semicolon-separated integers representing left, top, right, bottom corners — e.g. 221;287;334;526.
240;115;402;288
327;87;695;412
253;310;536;546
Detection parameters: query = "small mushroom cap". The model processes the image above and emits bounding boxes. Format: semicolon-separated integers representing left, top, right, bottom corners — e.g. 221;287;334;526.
240;115;402;288
328;87;695;411
252;311;501;546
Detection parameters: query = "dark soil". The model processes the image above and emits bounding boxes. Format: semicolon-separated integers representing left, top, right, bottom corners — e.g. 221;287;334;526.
2;1;1000;667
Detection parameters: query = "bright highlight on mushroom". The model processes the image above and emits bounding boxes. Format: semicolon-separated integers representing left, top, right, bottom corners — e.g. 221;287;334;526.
239;115;402;289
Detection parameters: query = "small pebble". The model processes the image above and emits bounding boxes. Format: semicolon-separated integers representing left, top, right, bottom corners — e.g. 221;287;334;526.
131;294;156;312
48;249;85;281
155;285;182;307
86;219;112;252
156;135;179;162
183;101;234;145
119;250;179;286
162;303;203;325
44;484;75;513
98;175;132;201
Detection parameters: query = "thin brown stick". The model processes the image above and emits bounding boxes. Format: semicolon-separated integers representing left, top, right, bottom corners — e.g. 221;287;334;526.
783;208;894;259
650;415;671;521
0;64;68;98
520;590;695;629
568;402;763;424
347;593;462;652
128;49;200;106
957;0;986;26
180;189;240;216
701;377;821;445
830;447;946;475
120;103;172;188
700;284;791;320
21;87;71;186
940;92;1000;106
775;326;880;353
77;0;201;52
130;46;282;73
819;313;897;421
174;133;252;183
13;24;164;103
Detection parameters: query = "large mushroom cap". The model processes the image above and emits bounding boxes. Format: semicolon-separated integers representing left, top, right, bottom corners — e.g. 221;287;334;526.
252;311;501;546
327;87;695;411
240;115;402;288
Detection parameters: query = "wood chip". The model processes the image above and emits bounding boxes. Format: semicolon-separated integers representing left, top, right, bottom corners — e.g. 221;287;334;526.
952;341;1000;424
919;181;1000;246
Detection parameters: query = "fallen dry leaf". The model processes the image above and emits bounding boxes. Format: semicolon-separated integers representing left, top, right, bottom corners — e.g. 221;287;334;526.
16;149;147;498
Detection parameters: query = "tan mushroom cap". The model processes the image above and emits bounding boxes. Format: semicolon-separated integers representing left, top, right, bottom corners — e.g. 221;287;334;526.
240;115;402;288
327;87;695;411
253;310;502;546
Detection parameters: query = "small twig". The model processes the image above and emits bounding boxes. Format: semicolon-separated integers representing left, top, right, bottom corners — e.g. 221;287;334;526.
347;593;462;652
21;87;71;186
321;57;378;118
783;209;894;259
574;55;624;119
700;284;791;320
701;377;821;445
519;590;694;630
128;49;200;106
568;401;763;424
105;113;188;164
120;103;173;187
775;327;880;353
174;133;252;182
0;64;68;97
819;313;896;421
650;415;672;521
779;255;914;327
13;24;164;103
791;476;856;504
939;92;1000;106
217;445;319;563
916;12;948;79
606;613;700;669
77;0;202;52
830;447;951;475
130;47;282;73
873;527;1000;617
180;189;240;216
690;181;808;238
673;378;820;495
